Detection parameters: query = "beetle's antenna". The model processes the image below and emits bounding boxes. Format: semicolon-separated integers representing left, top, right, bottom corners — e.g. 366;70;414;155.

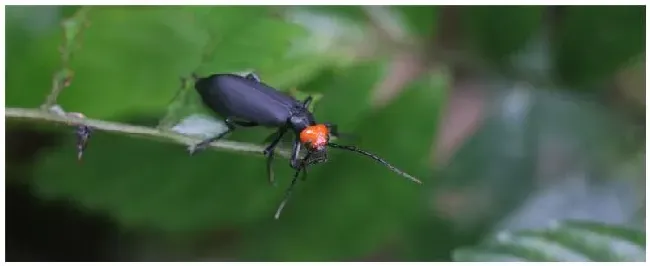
274;150;313;219
327;143;422;184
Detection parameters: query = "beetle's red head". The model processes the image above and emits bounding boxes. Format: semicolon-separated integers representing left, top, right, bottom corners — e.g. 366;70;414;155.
299;124;330;151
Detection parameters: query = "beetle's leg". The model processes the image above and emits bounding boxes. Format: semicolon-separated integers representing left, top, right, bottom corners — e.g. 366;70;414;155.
274;163;302;219
300;167;308;181
231;120;259;127
263;127;288;153
244;72;260;82
263;126;288;186
188;117;257;155
302;96;313;108
289;136;303;170
275;150;313;219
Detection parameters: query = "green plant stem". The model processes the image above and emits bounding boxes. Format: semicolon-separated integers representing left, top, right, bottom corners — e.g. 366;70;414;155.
5;107;290;158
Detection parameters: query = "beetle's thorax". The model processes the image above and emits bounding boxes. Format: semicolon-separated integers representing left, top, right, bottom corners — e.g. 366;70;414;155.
288;108;316;133
287;107;331;151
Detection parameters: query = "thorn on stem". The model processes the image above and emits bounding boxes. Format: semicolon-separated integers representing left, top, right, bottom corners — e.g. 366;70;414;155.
76;125;92;161
63;71;74;87
68;112;92;161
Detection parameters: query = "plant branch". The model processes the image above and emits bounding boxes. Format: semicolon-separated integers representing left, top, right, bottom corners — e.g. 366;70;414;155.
5;107;291;159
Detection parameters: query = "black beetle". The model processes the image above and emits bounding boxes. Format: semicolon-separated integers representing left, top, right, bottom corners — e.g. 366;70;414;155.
189;72;421;219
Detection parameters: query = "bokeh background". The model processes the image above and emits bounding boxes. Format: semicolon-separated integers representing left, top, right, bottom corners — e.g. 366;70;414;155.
5;5;646;261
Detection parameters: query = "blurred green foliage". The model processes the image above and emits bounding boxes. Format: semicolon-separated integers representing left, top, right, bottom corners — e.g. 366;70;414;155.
6;5;644;261
463;6;543;65
553;6;645;88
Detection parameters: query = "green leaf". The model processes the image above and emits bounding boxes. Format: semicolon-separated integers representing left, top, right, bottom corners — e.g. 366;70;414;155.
287;87;323;114
6;7;309;121
453;220;646;262
253;52;344;90
197;12;309;75
302;61;386;129
6;6;64;109
32;126;288;232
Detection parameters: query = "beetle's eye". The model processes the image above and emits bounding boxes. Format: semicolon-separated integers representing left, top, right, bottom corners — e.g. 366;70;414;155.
312;142;326;151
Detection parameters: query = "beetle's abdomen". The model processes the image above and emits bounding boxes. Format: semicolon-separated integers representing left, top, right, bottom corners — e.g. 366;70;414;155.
195;74;297;127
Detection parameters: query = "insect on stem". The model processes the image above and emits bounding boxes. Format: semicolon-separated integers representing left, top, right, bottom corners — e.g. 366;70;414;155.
191;73;422;218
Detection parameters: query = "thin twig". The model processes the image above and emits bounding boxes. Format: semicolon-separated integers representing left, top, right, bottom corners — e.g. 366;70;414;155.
5;107;291;159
